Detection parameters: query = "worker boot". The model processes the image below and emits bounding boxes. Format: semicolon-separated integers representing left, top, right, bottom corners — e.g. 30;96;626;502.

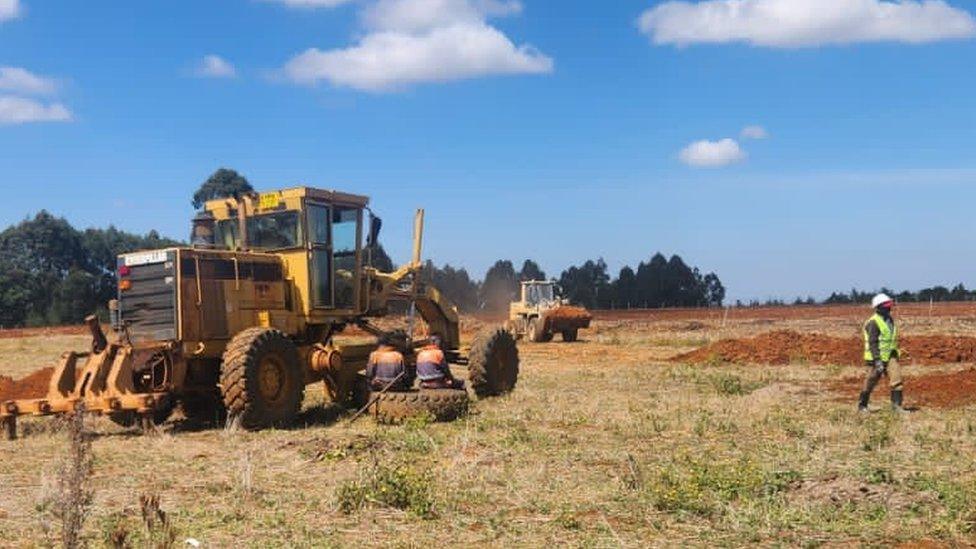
857;392;870;413
891;390;905;413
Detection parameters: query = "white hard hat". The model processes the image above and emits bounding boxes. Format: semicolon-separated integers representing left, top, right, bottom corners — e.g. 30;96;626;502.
871;293;894;308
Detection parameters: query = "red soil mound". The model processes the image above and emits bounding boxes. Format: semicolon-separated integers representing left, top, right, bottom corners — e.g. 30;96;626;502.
829;368;976;409
674;330;976;367
0;367;54;401
673;330;859;365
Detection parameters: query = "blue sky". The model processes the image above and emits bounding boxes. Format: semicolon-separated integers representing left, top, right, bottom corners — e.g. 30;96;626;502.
1;0;976;301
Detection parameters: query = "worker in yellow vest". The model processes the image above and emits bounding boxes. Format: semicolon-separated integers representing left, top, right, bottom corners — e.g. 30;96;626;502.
859;293;903;412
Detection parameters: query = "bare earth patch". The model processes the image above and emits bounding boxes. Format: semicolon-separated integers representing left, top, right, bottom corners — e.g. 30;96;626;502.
789;474;938;512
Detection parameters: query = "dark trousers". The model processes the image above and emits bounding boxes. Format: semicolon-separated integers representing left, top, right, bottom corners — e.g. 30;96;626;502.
419;378;465;390
862;358;903;396
371;378;410;392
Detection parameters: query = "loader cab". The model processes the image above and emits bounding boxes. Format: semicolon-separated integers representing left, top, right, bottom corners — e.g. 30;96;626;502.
203;187;370;318
522;281;556;307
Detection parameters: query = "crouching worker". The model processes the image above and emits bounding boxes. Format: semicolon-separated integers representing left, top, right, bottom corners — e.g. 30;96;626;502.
417;335;464;390
859;293;904;412
366;336;409;391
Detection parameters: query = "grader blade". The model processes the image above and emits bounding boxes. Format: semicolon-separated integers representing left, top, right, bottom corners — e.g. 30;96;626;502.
0;337;172;440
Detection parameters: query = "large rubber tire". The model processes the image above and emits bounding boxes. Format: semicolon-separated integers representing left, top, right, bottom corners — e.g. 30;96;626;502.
562;329;578;343
220;328;304;430
373;389;469;425
468;327;519;398
505;319;522;341
527;318;551;343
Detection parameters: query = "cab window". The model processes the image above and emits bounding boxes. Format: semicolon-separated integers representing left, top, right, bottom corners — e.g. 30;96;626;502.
215;219;239;250
332;207;359;309
526;284;554;305
332;208;358;254
247;211;303;250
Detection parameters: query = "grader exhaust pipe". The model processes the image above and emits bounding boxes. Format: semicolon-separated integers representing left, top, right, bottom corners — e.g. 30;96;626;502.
86;315;107;354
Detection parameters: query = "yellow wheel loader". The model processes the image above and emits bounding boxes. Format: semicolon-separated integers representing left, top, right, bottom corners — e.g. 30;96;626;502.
0;187;519;438
507;281;592;343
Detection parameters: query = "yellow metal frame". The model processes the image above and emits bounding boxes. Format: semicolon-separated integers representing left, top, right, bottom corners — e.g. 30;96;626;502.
0;190;468;438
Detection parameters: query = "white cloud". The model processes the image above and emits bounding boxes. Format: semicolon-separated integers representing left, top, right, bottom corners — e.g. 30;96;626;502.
364;0;521;31
195;55;237;78
0;67;57;95
264;0;353;7
639;0;976;48
0;65;75;126
0;95;72;125
741;125;768;139
680;138;746;168
282;0;551;91
285;24;551;90
0;0;19;22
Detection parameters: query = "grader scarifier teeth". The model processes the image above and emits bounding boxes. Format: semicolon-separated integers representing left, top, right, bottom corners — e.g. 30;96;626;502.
0;337;171;440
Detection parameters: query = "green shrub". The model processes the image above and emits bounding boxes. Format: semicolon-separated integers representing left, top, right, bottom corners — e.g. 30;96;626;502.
712;374;746;395
859;464;894;485
646;456;791;517
708;373;766;397
336;462;434;518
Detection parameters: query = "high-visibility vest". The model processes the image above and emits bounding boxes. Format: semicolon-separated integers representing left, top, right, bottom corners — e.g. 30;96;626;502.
863;313;898;362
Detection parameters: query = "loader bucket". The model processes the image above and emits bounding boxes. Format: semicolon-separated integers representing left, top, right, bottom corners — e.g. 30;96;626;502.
543;306;593;332
0;341;172;440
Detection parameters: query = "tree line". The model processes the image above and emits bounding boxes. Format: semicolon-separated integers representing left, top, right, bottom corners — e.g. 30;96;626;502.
731;285;976;308
0;211;181;327
824;285;976;305
0;209;726;326
411;254;726;313
0;168;728;327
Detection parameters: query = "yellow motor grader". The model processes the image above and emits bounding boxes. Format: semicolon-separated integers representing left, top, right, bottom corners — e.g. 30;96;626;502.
0;187;519;438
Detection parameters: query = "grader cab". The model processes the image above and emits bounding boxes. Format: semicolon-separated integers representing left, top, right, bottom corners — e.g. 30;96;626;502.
0;187;519;438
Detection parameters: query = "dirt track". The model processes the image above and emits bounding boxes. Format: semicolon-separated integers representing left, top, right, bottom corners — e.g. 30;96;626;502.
673;330;976;367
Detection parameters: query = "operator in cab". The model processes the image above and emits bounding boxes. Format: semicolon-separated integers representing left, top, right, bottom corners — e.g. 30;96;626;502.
365;335;409;391
190;212;216;249
416;335;464;390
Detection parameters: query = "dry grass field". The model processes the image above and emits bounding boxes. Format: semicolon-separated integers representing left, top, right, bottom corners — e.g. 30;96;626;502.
2;305;976;547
